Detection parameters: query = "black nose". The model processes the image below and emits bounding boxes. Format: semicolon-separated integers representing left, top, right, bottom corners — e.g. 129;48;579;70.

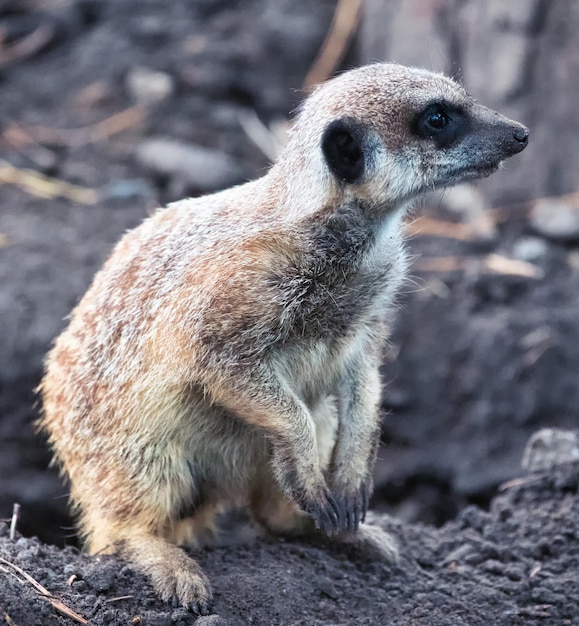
511;126;529;153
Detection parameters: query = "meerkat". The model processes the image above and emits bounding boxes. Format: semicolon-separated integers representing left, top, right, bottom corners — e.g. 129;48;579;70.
39;63;528;613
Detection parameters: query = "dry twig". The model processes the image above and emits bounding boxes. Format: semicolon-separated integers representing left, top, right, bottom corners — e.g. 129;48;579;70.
0;160;98;204
238;110;287;162
0;557;87;624
0;24;55;69
2;125;57;169
1;608;18;626
484;253;541;278
104;595;134;604
5;106;147;148
413;253;541;279
9;504;19;541
303;0;363;89
406;216;477;241
498;475;543;492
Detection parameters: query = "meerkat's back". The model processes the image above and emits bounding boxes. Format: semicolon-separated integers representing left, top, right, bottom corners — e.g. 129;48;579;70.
40;62;528;614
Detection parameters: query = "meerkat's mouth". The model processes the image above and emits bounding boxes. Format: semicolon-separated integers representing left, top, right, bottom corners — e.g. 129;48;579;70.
442;161;502;186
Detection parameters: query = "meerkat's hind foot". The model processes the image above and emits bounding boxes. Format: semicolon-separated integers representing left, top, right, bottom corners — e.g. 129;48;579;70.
323;511;399;563
122;534;213;614
344;522;400;563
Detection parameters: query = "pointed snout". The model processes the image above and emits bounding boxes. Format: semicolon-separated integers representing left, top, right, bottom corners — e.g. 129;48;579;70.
508;124;529;155
470;104;530;161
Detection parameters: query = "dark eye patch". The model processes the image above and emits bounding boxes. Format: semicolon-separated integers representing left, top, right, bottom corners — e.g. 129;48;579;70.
412;102;469;148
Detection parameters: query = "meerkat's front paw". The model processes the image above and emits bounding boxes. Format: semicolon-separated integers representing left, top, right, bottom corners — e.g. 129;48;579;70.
295;487;342;534
331;481;372;533
295;481;373;535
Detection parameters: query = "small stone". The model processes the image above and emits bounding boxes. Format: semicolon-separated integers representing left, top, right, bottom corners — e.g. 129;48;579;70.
530;199;579;241
142;612;172;626
170;608;191;623
317;577;340;600
126;67;174;104
531;586;561;604
136;137;243;192
522;428;579;472
482;559;505;575
458;504;490;531
103;178;155;201
511;236;548;263
15;537;30;549
194;616;228;626
82;562;117;592
63;563;78;577
504;565;524;581
15;547;40;562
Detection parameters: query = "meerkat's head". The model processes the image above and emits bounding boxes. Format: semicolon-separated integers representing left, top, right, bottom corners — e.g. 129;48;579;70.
278;63;528;211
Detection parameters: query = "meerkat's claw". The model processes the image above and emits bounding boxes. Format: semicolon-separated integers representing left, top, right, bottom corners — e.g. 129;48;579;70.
172;595;209;615
298;489;341;534
347;494;364;533
188;601;209;616
299;487;371;535
330;480;372;533
361;483;370;524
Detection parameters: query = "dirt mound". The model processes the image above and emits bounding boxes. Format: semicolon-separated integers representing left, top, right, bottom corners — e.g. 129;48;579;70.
2;461;578;625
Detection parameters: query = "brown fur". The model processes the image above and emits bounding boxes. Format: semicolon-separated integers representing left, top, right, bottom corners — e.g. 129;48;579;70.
39;63;528;613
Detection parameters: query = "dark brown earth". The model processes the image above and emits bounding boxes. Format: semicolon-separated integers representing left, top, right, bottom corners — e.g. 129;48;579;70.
2;462;578;625
1;1;579;625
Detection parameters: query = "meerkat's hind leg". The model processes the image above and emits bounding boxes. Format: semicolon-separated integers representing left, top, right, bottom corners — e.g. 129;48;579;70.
250;479;315;536
165;501;222;547
121;533;213;614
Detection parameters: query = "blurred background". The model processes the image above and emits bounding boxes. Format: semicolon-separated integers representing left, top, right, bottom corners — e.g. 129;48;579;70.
1;0;578;545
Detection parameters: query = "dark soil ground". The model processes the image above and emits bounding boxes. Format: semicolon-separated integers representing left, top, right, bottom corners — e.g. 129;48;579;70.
2;462;578;625
1;1;579;624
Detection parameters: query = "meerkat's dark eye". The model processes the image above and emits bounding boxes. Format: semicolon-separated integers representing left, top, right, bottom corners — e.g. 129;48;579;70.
426;109;449;131
321;118;365;184
413;102;467;147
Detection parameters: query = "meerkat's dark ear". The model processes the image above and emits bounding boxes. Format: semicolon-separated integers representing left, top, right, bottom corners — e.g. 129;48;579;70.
321;118;364;184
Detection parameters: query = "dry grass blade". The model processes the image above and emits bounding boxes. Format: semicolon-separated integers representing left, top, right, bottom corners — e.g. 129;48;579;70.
303;0;363;89
238;110;287;162
0;24;55;69
412;256;469;273
406;216;476;241
0;160;98;204
0;557;87;624
1;608;18;626
10;106;147;147
9;504;20;541
104;595;134;604
498;475;543;492
483;253;541;278
413;254;541;278
491;188;579;222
